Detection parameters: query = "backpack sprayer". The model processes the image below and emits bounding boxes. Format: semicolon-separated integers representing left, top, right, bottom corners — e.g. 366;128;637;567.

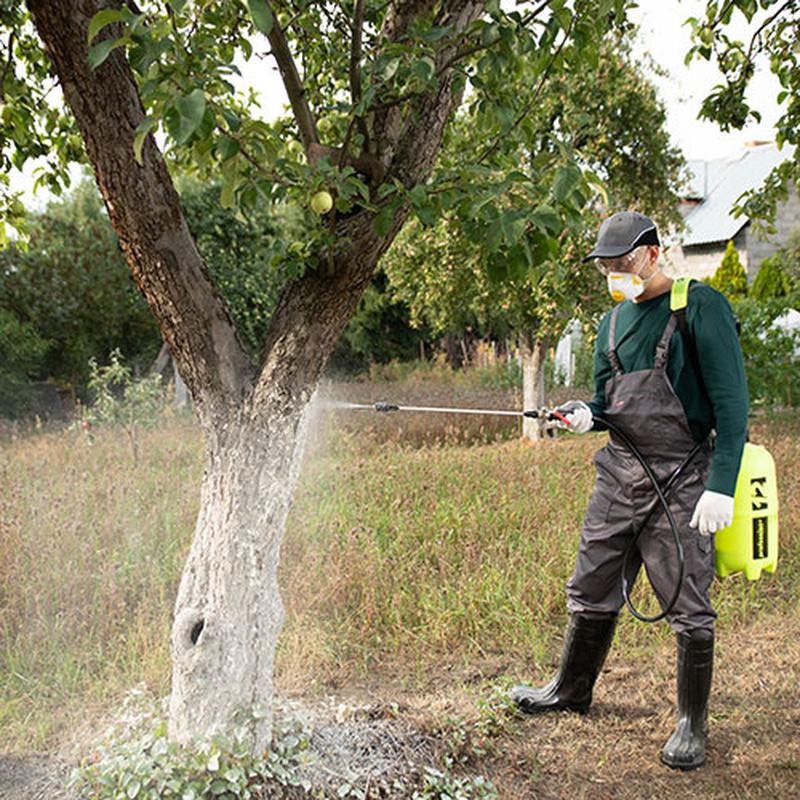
334;400;779;624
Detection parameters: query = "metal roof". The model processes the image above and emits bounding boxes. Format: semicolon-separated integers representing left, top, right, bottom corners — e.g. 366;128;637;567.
677;143;795;247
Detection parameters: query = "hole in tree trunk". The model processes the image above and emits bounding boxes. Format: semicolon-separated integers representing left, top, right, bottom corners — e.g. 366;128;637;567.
190;619;205;645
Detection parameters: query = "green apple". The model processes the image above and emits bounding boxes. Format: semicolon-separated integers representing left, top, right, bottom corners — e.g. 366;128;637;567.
310;190;333;215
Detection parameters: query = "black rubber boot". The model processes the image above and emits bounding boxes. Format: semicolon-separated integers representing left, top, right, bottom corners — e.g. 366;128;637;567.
510;613;617;714
661;628;714;771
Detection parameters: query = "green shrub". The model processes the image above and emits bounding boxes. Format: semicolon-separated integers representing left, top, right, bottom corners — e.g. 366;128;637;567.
752;254;792;300
709;240;748;299
734;297;800;407
0;308;49;418
80;349;169;463
70;715;312;800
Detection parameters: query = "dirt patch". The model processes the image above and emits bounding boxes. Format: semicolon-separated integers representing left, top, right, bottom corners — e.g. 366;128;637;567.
0;755;74;800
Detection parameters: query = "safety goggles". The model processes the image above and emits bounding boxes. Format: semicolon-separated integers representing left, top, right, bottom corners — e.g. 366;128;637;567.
595;247;646;276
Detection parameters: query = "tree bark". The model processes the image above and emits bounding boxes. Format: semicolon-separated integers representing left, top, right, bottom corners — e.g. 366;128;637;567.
28;0;252;429
28;0;486;751
168;403;311;750
520;334;547;441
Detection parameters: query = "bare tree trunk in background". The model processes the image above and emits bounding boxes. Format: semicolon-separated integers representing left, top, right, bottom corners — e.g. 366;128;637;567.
173;358;188;408
29;0;485;752
520;334;547;441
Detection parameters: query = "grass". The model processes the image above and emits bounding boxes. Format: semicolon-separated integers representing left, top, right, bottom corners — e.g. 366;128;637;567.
0;391;798;756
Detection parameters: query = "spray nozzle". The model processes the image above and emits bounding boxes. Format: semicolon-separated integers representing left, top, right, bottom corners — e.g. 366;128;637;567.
374;402;400;413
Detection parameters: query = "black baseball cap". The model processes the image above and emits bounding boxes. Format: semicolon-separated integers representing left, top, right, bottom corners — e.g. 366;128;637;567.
583;211;660;262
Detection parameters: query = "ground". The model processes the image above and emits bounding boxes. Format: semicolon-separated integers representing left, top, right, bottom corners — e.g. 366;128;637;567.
3;610;797;800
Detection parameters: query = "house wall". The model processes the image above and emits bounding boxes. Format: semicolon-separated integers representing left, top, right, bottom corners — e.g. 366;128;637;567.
746;184;800;279
662;228;749;280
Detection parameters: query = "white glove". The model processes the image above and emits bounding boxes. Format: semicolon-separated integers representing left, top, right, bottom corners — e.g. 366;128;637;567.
553;400;593;433
690;490;734;535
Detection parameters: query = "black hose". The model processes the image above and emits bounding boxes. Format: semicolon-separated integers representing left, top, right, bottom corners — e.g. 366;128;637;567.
596;417;703;623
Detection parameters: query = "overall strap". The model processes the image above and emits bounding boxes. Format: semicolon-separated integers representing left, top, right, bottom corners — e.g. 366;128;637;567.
655;314;679;371
608;304;624;375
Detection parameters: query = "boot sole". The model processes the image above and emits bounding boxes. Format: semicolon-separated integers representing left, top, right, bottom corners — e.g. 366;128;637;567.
660;754;705;771
514;701;590;716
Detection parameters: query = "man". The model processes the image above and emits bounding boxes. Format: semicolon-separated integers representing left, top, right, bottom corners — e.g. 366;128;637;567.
510;211;749;770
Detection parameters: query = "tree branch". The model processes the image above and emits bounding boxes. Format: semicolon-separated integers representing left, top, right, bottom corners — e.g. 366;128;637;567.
263;0;319;155
350;0;365;105
350;0;369;147
744;0;793;63
519;0;553;28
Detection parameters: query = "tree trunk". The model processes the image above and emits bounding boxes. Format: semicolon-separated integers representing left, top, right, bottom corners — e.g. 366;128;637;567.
169;403;311;750
173;358;188;408
520;335;547;441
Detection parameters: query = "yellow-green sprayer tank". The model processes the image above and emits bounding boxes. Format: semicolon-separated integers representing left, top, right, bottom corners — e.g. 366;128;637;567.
715;442;779;580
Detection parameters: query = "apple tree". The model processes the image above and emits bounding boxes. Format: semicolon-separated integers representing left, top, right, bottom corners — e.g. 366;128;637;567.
3;0;634;750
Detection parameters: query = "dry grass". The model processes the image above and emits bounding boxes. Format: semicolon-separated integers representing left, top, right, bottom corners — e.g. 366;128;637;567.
0;386;798;800
0;417;203;747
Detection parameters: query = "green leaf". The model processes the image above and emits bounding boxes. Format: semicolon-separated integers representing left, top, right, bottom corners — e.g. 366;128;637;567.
247;0;274;35
374;206;395;237
169;0;189;11
553;164;582;203
217;135;240;160
500;210;527;247
132;116;157;165
174;89;206;144
486;254;507;285
88;37;125;70
223;110;242;132
220;180;237;209
530;204;561;236
419;25;452;43
87;9;125;45
412;57;436;83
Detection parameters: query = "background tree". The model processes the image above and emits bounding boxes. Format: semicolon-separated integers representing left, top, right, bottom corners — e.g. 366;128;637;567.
709;239;749;299
687;0;800;226
5;0;634;749
385;31;685;438
0;180;162;395
0;309;48;417
330;269;429;373
0;178;300;411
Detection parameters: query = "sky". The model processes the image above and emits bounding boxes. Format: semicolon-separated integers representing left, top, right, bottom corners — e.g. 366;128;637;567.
10;0;787;207
628;0;784;160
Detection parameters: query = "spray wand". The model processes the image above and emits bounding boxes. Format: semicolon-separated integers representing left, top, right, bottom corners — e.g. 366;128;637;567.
336;401;571;425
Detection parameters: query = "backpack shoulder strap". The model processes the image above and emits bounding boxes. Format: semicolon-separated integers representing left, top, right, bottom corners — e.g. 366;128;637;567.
670;276;691;312
670;278;709;403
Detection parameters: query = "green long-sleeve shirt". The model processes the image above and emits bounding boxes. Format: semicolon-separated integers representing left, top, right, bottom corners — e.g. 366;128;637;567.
588;282;749;496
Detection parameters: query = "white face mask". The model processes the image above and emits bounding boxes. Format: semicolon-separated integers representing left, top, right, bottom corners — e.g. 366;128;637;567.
607;271;646;302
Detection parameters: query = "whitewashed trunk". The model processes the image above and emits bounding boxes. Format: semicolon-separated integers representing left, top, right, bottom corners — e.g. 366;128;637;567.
168;402;312;751
521;337;546;441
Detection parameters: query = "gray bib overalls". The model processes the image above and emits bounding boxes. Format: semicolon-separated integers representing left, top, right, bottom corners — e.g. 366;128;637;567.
566;304;716;633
